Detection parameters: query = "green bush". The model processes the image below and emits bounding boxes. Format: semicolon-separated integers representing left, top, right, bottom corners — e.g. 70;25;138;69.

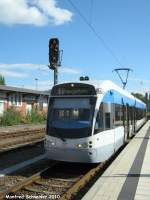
0;107;46;126
26;108;46;124
0;107;22;126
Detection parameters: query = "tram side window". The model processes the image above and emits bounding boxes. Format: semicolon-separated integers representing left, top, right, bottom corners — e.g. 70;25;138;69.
143;109;146;118
135;108;137;120
128;106;132;125
136;108;145;120
130;106;134;124
136;108;139;120
103;102;112;130
114;104;123;127
105;113;111;129
94;103;103;134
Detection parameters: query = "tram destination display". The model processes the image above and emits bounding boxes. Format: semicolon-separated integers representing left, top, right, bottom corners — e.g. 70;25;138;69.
51;84;96;95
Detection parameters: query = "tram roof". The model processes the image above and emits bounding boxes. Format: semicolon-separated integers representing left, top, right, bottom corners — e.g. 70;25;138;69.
56;80;145;107
91;80;145;107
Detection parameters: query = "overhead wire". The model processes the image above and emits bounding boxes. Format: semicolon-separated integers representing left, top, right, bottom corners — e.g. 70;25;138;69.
89;0;94;25
67;0;123;67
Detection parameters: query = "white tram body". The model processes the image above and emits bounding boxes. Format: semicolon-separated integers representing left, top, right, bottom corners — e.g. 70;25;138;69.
45;80;146;163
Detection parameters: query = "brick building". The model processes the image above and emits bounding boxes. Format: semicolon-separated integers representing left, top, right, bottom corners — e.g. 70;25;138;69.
0;85;50;116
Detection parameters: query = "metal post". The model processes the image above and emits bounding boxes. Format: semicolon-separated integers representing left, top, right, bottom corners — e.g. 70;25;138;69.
35;78;38;90
54;66;58;85
48;38;62;86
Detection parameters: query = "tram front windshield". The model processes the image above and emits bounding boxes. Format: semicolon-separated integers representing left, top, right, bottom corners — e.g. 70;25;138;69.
47;98;95;138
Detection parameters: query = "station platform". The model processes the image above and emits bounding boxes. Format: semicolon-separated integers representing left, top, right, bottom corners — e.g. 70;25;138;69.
82;121;150;200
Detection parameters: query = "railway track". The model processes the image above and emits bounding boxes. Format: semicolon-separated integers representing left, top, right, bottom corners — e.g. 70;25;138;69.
0;129;45;152
0;161;107;200
0;129;44;138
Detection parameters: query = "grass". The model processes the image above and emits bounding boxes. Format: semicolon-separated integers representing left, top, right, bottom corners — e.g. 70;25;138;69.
0;107;46;126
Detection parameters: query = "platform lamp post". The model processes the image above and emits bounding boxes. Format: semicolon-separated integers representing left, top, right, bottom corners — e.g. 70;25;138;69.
48;38;63;85
112;68;133;89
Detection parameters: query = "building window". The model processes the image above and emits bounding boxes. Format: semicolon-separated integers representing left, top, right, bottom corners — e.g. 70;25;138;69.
9;94;22;106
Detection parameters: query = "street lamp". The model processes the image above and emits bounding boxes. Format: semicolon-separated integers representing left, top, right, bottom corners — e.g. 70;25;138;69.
35;78;38;90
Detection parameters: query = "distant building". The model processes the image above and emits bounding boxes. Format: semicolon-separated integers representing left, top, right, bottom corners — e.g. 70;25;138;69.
0;85;50;116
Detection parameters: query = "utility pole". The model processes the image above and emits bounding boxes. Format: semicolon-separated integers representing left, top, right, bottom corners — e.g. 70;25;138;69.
54;66;58;85
48;38;62;85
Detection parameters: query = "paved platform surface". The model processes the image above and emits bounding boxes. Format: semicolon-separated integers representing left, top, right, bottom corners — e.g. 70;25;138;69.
82;121;150;200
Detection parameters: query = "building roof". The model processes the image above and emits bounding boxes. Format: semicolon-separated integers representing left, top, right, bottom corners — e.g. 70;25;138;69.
0;85;50;96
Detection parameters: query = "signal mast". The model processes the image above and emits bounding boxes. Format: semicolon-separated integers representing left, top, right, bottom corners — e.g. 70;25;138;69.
48;38;63;85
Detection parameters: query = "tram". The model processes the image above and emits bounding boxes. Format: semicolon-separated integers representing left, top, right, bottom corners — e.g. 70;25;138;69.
45;80;146;163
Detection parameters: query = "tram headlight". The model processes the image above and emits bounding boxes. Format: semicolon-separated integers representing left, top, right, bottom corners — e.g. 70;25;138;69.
47;140;56;146
76;142;88;148
76;144;82;148
51;142;55;146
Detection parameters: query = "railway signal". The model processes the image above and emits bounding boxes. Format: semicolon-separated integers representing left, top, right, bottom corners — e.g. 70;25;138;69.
48;38;62;85
49;38;59;68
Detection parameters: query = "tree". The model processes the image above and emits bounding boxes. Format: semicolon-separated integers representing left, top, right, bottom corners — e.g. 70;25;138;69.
132;92;150;112
131;93;146;103
0;74;5;85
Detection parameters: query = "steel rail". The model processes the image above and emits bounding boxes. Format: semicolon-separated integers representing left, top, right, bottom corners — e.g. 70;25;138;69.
0;173;41;199
0;160;107;200
0;138;44;153
0;128;45;138
0;130;45;152
60;161;106;200
0;162;57;200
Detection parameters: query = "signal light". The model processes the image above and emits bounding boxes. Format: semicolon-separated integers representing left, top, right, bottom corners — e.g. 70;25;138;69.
80;76;89;81
80;76;84;81
85;76;89;81
49;38;59;68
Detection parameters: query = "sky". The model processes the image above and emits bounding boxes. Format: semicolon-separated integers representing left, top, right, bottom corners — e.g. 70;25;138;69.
0;0;150;92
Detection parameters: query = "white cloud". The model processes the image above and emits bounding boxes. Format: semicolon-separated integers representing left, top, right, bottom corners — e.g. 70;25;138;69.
38;66;81;75
128;78;150;84
0;69;28;78
25;80;53;90
37;80;53;86
0;63;81;75
0;0;73;26
0;62;82;88
60;67;81;74
33;0;73;25
0;63;47;69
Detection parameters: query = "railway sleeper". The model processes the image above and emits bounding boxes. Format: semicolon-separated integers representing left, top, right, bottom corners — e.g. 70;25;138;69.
35;180;72;188
50;178;79;183
23;185;63;195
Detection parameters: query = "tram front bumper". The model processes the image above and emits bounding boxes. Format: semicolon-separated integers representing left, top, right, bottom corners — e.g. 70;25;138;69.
45;147;98;163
